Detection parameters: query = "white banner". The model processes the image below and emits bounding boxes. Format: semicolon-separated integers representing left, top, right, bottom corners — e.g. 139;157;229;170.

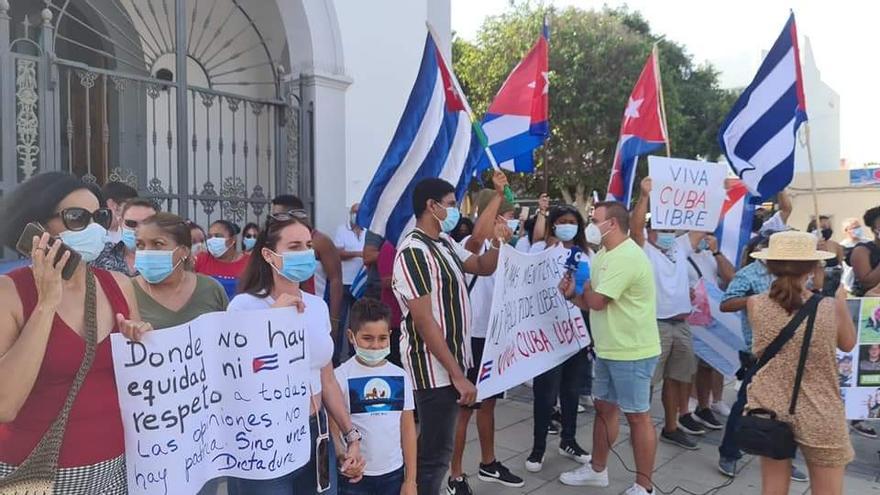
476;245;590;400
648;156;727;232
840;298;880;420
111;309;312;495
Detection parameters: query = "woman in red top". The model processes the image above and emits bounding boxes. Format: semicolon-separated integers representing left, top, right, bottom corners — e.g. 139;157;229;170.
195;219;250;299
0;172;149;494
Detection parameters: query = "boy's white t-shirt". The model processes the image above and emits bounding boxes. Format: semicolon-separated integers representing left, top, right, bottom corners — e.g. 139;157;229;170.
334;357;414;476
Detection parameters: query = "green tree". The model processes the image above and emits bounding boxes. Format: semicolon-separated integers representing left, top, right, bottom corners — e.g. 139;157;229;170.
454;2;737;207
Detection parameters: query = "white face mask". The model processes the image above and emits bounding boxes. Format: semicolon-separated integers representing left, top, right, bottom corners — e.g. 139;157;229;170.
585;220;609;246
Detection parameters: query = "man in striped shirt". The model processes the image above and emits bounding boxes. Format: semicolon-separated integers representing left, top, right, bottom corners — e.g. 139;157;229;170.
393;176;512;495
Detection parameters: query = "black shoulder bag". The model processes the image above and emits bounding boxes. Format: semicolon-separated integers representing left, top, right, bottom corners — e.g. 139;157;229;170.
736;294;822;460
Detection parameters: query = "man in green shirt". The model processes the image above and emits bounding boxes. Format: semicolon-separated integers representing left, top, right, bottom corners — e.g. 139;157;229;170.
558;201;660;495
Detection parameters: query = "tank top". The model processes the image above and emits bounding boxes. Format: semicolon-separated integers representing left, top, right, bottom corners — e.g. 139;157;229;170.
0;268;128;467
847;241;880;296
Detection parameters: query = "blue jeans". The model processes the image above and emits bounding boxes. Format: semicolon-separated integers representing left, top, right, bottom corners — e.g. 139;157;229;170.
339;466;404;495
718;390;746;461
532;348;589;451
592;355;659;414
229;411;339;495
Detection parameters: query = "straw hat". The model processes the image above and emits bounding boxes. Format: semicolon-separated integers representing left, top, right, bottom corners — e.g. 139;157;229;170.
750;231;834;261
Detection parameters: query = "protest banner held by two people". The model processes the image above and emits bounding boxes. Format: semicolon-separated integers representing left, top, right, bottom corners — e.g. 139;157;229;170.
110;309;313;495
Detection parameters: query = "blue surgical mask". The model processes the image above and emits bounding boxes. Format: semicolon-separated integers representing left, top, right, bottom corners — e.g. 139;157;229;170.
59;223;107;263
243;237;257;251
439;207;460;233
506;219;520;233
135;249;181;284
697;239;709;252
273;249;318;282
206;237;229;258
555;224;578;242
355;345;390;366
656;232;676;251
120;227;137;251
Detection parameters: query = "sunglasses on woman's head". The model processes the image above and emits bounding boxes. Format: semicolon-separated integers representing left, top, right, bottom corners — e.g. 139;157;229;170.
49;207;113;231
269;209;309;223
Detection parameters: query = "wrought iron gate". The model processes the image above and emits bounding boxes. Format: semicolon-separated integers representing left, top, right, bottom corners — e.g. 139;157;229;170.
0;0;307;230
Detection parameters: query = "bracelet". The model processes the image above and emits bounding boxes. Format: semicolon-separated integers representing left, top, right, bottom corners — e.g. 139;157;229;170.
712;251;722;257
343;427;362;444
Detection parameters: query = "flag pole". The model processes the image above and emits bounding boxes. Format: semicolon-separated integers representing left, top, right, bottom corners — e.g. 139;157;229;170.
803;123;821;226
653;43;671;157
542;12;550;194
426;21;515;203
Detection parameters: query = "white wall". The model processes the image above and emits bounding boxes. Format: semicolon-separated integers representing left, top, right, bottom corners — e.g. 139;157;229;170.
333;0;451;227
794;37;841;172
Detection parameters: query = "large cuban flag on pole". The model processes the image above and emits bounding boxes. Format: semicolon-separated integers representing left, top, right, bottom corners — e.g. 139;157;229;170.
357;33;484;246
479;18;550;173
605;48;668;207
718;13;807;201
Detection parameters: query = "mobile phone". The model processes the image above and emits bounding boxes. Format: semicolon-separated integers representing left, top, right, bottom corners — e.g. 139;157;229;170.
519;206;530;221
315;433;330;492
15;222;82;280
822;266;842;297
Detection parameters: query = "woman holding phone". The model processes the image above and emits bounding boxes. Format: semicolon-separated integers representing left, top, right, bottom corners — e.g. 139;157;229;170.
226;211;364;494
0;172;150;494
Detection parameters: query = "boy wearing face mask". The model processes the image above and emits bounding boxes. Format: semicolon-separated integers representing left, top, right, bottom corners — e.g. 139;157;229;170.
332;298;417;495
630;177;705;451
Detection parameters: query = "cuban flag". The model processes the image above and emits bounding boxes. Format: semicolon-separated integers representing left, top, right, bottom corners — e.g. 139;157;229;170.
478;20;549;173
714;179;756;267
357;33;484;246
718;13;807;202
605;51;668;207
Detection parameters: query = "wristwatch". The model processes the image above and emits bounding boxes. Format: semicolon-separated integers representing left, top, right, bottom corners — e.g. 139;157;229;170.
712;251;722;257
343;427;362;444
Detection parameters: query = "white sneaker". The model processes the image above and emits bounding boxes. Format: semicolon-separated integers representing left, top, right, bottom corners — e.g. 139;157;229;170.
711;400;732;417
624;483;653;495
687;397;698;412
559;464;609;487
577;403;586;413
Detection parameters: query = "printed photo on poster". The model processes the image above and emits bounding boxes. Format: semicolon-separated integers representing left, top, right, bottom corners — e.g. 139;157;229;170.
837;352;856;390
858;344;880;386
347;376;406;414
859;298;880;344
844;387;880;420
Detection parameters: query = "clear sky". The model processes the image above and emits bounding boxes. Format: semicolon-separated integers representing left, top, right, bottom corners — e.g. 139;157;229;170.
451;0;879;166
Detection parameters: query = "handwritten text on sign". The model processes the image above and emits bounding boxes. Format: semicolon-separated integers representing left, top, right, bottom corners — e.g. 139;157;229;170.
110;309;312;495
476;245;590;400
648;156;727;232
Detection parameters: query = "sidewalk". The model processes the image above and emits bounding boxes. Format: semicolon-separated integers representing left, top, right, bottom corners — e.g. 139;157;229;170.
456;385;880;495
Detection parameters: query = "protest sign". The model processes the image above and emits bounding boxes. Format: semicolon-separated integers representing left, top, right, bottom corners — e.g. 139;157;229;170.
840;298;880;420
476;245;590;401
690;282;747;378
111;308;312;495
648;156;727;232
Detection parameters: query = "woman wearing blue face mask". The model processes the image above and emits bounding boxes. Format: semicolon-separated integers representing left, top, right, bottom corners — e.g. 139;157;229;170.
241;222;260;253
194;219;249;299
524;205;593;473
227;213;365;495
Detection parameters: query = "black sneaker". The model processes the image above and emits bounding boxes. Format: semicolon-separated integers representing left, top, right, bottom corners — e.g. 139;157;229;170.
677;413;707;435
850;420;878;439
693;408;724;430
551;406;563;424
524;449;545;473
446;475;474;495
478;460;525;487
558;439;591;463
660;429;699;450
548;420;561;435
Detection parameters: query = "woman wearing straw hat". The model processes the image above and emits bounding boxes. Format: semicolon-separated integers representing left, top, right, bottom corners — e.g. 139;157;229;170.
746;231;857;495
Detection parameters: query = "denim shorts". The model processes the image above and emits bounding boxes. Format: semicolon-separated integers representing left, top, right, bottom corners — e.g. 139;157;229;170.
592;355;659;414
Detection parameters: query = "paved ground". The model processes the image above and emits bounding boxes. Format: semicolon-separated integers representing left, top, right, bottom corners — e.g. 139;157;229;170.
454;384;880;495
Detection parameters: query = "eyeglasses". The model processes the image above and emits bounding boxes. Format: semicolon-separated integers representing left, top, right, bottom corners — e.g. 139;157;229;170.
49;207;113;232
269;209;309;222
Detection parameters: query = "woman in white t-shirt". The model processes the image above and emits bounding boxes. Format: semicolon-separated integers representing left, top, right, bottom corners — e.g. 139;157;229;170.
525;205;594;472
226;212;365;495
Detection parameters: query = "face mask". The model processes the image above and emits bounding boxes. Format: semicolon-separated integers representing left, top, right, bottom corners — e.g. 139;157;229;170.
120;227;137;251
350;213;358;226
851;227;864;240
355;345;390;366
585;221;608;246
506;219;520;233
820;228;833;241
697;239;709;252
555;224;578;242
272;249;318;282
206;237;229;258
192;242;206;256
436;206;460;233
135;249;181;284
59;223;107;263
243;237;257;251
655;232;676;251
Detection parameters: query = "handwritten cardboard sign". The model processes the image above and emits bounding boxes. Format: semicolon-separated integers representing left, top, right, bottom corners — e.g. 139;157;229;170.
648;156;727;232
476;245;590;400
111;308;312;495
